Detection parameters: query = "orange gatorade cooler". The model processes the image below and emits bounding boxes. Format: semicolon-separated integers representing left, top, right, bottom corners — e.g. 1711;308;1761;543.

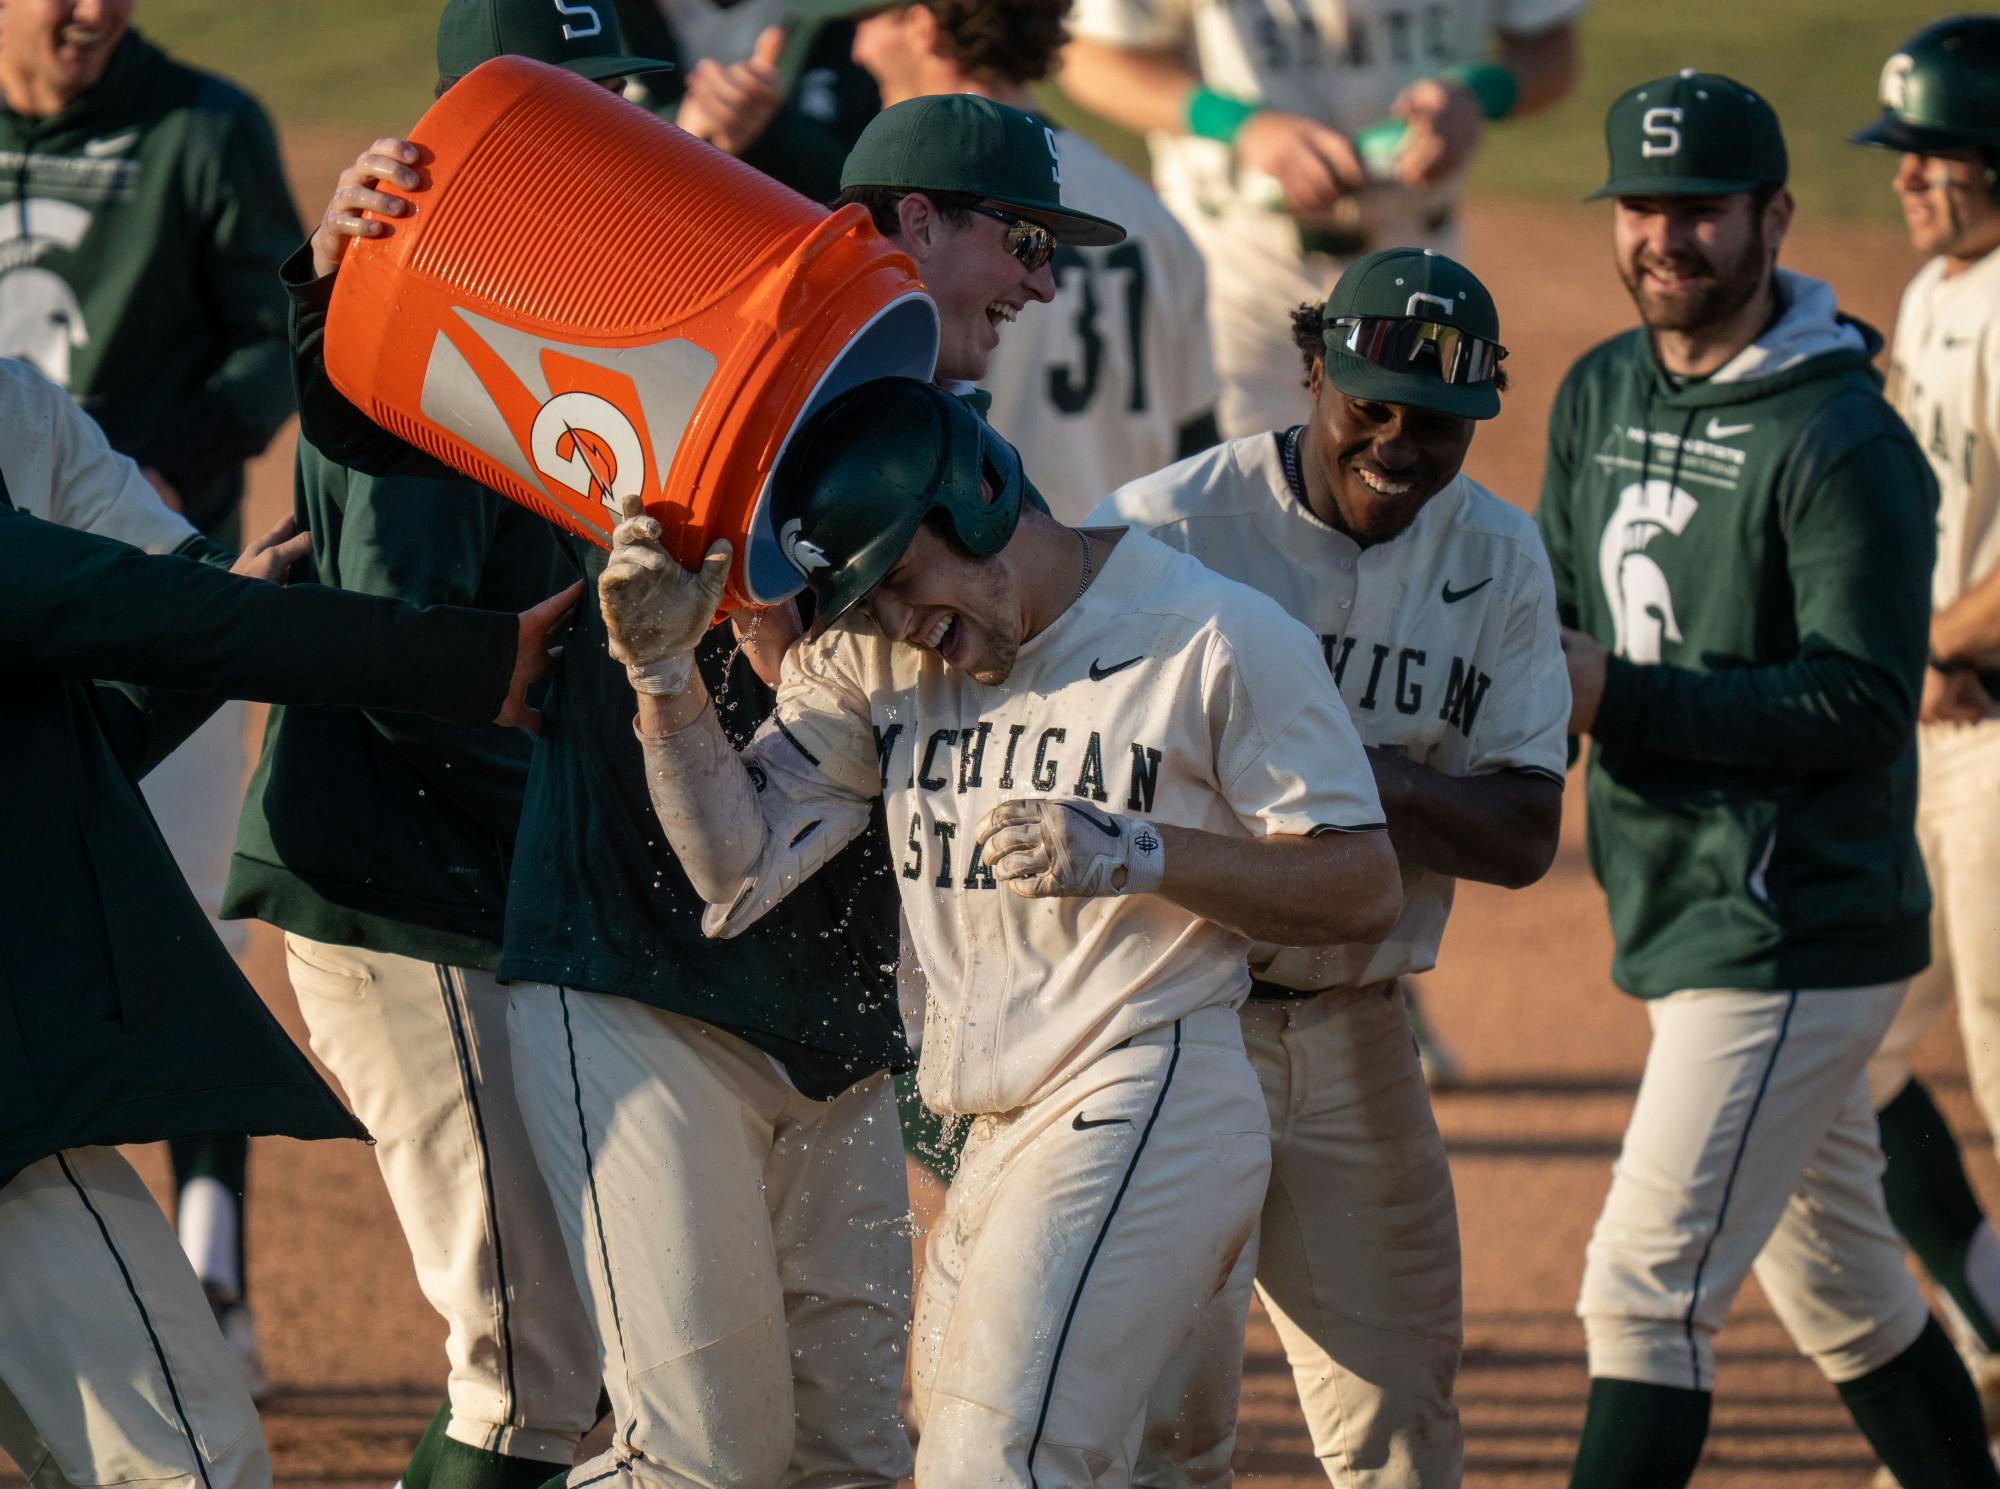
325;55;939;610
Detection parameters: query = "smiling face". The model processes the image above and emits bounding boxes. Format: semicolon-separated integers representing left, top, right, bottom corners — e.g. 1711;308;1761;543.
0;0;133;106
1892;149;2000;263
1301;359;1475;545
892;193;1057;382
859;515;1025;684
1613;190;1787;335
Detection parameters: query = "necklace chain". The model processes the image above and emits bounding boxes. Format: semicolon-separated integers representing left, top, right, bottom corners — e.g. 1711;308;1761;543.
1074;527;1094;604
1281;424;1306;503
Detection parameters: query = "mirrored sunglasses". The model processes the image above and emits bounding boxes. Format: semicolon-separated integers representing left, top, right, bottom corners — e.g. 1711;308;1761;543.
966;204;1057;272
1329;315;1507;386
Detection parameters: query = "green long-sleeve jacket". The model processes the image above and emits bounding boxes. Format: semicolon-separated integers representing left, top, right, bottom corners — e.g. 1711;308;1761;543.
0;31;300;537
223;250;572;969
1536;271;1938;997
0;487;520;1188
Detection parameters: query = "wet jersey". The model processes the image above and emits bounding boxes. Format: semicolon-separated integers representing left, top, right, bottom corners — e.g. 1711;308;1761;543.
1099;431;1566;988
711;529;1386;1114
1889;248;2000;686
979;130;1219;522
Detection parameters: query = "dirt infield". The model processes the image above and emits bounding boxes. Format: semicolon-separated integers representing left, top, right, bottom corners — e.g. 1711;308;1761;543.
10;134;1984;1488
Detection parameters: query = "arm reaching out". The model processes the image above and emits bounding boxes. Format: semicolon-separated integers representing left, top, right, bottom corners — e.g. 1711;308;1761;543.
601;496;875;930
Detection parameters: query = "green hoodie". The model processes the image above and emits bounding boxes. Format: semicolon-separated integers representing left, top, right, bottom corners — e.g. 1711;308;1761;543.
1537;270;1938;997
0;31;299;538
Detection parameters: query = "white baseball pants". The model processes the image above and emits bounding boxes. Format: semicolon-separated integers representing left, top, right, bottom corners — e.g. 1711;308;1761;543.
1866;720;2000;1113
1579;982;1931;1391
911;1004;1269;1489
284;936;599;1463
0;1147;269;1489
141;700;249;956
1130;983;1463;1489
507;985;913;1489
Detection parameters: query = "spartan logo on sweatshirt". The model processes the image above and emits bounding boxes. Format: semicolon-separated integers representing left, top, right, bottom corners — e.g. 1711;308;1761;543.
1599;478;1700;663
0;200;94;386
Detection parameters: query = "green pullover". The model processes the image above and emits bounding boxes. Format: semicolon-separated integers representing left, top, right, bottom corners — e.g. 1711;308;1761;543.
0;31;299;537
1537;270;1938;997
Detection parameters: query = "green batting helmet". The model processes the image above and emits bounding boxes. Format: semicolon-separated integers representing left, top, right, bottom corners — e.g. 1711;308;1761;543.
770;379;1034;638
1853;15;2000;171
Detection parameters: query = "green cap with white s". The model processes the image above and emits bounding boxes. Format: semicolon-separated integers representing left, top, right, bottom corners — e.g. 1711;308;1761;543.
1318;248;1506;421
1589;69;1787;200
840;95;1127;247
437;0;675;82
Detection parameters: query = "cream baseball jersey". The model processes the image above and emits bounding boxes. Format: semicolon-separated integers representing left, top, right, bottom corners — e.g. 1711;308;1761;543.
703;530;1386;1115
979;131;1220;523
1066;0;1585;251
1889;249;2000;676
1098;432;1567;988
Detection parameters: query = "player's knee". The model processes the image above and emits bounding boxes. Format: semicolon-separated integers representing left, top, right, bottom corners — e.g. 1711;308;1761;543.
1580;1309;1716;1392
912;1398;1117;1489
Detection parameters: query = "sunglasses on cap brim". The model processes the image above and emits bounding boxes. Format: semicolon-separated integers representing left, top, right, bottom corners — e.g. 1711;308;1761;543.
1330;315;1507;386
965;204;1057;272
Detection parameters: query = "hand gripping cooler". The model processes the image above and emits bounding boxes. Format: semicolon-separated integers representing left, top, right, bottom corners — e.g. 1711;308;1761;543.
324;55;939;611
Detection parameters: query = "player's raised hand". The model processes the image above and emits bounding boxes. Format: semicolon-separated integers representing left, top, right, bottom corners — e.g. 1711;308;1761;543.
675;26;785;156
1391;78;1485;188
975;798;1166;899
497;580;585;733
310;137;424;279
1234;111;1365;217
598;492;731;696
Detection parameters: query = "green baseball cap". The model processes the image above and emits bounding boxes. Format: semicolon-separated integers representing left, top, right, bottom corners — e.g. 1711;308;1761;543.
1589;69;1787;200
1317;248;1505;421
841;95;1126;247
437;0;675;82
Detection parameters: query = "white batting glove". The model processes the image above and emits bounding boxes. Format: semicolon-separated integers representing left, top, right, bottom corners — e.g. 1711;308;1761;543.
974;799;1166;899
597;493;731;696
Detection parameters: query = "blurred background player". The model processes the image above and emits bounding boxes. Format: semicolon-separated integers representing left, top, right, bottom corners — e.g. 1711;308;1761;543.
0;360;574;1489
612;0;878;202
1848;14;2000;1467
217;5;676;1486
797;0;1219;520
0;0;303;1394
1104;248;1565;1487
1541;70;1997;1489
1058;0;1584;438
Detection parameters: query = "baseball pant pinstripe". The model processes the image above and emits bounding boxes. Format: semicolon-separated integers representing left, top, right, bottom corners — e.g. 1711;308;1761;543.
0;1147;269;1489
1579;982;1930;1390
1130;983;1463;1489
284;936;598;1464
506;985;913;1489
912;1006;1268;1489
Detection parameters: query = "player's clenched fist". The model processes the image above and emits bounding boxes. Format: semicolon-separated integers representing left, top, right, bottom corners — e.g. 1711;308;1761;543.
975;799;1166;898
598;492;730;696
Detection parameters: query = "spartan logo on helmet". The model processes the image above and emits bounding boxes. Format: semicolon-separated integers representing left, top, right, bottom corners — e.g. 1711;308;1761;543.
0;200;94;387
1879;52;1915;111
780;517;831;574
1598;478;1700;664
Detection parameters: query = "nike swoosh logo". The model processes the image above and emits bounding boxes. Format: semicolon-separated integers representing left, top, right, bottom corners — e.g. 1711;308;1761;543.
1942;334;1969;348
81;129;140;158
1441;578;1492;604
1704;418;1755;439
1089;655;1144;681
1063;802;1121;837
1072;1112;1131;1131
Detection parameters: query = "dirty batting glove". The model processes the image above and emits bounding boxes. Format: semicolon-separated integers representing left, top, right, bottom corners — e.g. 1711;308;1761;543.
974;798;1166;899
597;493;731;696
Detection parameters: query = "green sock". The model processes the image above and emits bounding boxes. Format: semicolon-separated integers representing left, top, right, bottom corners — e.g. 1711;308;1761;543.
896;1067;966;1184
1567;1377;1710;1489
1878;1078;2000;1351
1837;1316;2000;1488
430;1438;573;1489
400;1400;452;1489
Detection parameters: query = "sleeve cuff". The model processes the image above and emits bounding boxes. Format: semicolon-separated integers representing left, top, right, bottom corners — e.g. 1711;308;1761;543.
280;238;334;303
1594;653;1646;741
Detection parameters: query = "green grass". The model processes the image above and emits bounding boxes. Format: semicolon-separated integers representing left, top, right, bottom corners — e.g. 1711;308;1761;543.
141;0;1962;219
